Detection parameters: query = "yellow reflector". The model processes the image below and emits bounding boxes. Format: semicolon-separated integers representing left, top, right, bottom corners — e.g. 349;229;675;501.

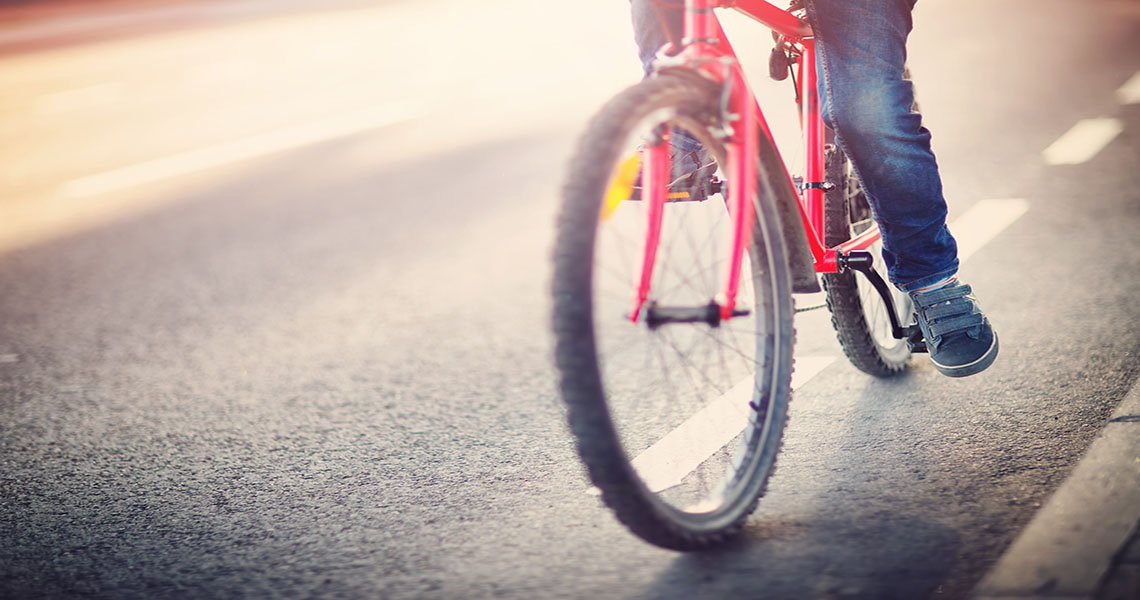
601;153;642;221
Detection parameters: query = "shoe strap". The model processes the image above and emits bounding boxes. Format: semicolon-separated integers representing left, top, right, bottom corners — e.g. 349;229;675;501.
927;313;985;339
925;301;971;321
911;283;988;345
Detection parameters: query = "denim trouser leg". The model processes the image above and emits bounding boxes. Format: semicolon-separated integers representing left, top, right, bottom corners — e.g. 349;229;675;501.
806;0;957;291
630;0;958;291
631;0;682;77
630;1;701;154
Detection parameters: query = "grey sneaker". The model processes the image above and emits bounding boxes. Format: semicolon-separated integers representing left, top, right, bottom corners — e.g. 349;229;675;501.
910;281;999;377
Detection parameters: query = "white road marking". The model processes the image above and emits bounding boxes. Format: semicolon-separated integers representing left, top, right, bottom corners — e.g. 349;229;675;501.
1042;118;1124;165
951;198;1030;263
0;354;19;364
60;101;420;198
628;356;834;494
790;356;837;390
1116;70;1140;105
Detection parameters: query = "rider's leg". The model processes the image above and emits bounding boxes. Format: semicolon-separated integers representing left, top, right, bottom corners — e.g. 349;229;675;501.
807;0;997;376
806;0;958;293
629;0;711;195
631;0;683;77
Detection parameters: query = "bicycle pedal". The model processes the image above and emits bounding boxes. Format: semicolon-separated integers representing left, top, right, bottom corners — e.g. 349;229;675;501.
904;324;928;353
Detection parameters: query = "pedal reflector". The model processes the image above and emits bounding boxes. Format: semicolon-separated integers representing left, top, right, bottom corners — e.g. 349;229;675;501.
602;153;641;221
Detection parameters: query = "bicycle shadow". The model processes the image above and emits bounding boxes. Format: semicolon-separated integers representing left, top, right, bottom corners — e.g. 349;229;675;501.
640;366;964;600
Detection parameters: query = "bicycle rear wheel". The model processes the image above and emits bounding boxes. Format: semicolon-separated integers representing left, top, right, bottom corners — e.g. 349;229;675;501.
820;144;912;376
552;74;795;550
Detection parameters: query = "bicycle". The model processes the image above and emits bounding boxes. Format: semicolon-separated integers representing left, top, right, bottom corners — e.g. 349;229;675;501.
551;0;927;550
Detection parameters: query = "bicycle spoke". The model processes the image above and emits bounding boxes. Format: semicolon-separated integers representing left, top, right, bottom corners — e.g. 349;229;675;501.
693;322;759;367
658;327;727;397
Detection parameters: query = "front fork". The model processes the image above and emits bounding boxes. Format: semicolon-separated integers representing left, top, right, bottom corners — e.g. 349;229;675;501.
628;70;759;326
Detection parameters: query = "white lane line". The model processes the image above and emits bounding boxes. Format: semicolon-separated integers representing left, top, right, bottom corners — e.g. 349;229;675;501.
951;198;1030;263
1117;70;1140;105
627;356;834;494
60;101;420;198
1042;118;1124;165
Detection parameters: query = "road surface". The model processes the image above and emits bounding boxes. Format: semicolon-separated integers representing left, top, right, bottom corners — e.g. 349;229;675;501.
1;0;1138;598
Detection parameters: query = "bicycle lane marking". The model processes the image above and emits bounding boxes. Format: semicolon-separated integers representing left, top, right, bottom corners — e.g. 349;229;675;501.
952;198;1029;262
585;356;836;497
587;197;1030;496
632;356;836;494
1116;70;1140;105
1042;118;1124;165
59;100;421;198
1038;60;1139;167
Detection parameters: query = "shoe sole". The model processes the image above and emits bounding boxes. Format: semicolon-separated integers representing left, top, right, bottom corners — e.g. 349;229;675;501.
931;333;1000;378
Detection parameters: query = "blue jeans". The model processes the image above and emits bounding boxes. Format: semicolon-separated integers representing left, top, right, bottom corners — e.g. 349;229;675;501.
630;0;958;292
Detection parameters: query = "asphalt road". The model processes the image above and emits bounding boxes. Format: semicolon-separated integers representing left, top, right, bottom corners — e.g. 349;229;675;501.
1;0;1138;598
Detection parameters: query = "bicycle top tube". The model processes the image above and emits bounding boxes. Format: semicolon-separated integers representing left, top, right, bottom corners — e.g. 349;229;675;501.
685;0;812;39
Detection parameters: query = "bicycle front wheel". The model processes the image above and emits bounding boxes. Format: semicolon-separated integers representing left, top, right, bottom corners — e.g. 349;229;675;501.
552;74;795;550
820;144;912;376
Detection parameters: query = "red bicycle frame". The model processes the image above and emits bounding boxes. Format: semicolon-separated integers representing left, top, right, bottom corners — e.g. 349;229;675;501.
629;0;884;324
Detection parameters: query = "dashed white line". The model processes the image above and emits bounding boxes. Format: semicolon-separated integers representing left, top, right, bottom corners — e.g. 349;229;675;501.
951;198;1030;262
1116;70;1140;105
60;101;420;198
625;356;834;494
1042;118;1124;165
